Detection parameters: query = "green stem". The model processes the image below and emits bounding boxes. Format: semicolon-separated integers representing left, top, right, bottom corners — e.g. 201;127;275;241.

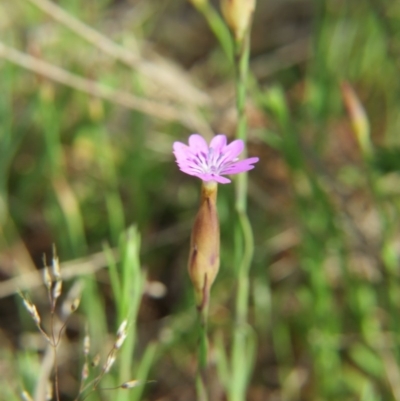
231;29;254;401
235;34;251;212
234;32;252;321
235;212;254;323
196;306;209;401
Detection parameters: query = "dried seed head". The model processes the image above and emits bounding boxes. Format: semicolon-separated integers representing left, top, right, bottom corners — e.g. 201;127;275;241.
115;320;128;349
221;0;256;43
52;280;62;307
115;332;127;350
91;354;100;367
43;266;52;290
117;320;128;337
22;298;41;326
121;379;155;389
83;332;90;356
103;353;116;373
52;246;61;279
117;319;128;336
188;181;220;310
70;297;81;312
121;380;141;389
81;362;89;381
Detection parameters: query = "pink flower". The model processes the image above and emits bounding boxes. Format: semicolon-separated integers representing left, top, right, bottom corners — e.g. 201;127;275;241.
173;134;259;184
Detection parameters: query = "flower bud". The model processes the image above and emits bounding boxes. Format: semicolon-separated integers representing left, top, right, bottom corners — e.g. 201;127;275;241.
188;181;220;310
341;81;373;159
221;0;256;43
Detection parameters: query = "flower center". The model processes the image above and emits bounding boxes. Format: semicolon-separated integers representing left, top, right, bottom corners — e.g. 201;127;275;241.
190;147;234;176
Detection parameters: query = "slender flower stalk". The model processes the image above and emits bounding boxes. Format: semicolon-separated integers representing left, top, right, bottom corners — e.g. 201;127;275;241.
173;133;258;400
220;1;257;399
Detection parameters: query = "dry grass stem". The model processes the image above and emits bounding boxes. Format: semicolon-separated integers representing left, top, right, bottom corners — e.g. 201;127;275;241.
0;41;203;130
25;0;210;107
251;37;311;80
0;250;117;298
33;341;58;401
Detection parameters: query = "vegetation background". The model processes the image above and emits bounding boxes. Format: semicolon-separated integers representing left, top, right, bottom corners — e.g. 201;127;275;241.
1;0;400;400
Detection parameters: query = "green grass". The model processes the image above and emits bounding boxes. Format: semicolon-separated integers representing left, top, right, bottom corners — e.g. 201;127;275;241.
1;0;400;400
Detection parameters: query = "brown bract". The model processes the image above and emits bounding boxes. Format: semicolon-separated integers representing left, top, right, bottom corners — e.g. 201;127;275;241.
188;181;220;310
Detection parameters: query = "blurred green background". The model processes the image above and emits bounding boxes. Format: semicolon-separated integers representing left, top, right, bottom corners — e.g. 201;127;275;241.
1;0;400;400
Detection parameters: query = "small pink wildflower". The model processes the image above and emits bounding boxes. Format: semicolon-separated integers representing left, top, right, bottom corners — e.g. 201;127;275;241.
173;134;259;184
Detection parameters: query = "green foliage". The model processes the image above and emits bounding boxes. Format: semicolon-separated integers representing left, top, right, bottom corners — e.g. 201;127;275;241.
373;146;400;174
1;0;400;400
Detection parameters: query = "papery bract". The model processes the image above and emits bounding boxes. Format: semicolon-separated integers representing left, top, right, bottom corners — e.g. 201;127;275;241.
188;181;220;310
173;134;259;184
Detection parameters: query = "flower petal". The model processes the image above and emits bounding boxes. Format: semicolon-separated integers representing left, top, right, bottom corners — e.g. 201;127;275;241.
209;135;227;152
212;175;231;184
221;157;259;174
220;139;244;162
189;134;209;154
173;134;258;184
173;142;192;162
196;173;231;184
